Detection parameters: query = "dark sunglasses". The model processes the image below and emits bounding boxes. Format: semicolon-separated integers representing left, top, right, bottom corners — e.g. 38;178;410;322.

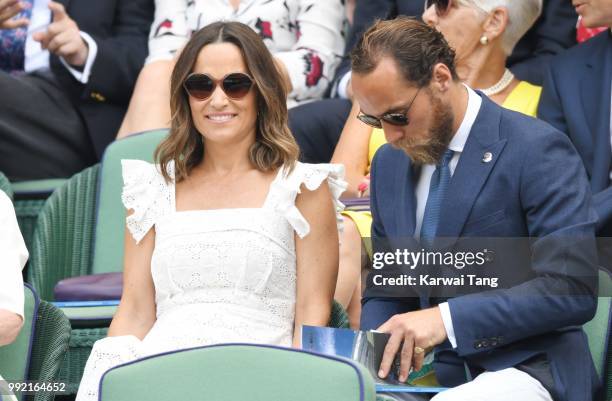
183;72;254;100
357;87;422;129
424;0;451;16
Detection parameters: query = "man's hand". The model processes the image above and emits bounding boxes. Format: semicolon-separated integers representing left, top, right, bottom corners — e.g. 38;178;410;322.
376;307;447;382
0;0;28;30
32;1;88;66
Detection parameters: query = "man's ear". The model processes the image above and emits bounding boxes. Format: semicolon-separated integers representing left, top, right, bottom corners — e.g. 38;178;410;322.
482;7;509;43
431;63;453;93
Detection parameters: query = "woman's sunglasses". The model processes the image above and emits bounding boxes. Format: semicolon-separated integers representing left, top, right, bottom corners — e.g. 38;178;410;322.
357;87;422;129
183;72;254;100
424;0;452;16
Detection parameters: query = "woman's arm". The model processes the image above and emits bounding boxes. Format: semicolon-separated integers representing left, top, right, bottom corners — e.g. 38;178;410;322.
0;310;22;346
107;217;157;339
331;101;372;197
292;181;339;347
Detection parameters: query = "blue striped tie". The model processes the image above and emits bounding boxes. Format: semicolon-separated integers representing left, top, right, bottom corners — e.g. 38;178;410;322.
420;149;454;247
0;0;33;73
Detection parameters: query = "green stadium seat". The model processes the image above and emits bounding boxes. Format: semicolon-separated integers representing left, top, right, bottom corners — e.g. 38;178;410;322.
99;344;375;401
583;269;612;400
0;285;71;401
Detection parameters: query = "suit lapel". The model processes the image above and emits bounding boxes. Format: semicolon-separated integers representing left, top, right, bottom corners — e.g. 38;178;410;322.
581;32;612;191
436;95;507;240
391;150;418;237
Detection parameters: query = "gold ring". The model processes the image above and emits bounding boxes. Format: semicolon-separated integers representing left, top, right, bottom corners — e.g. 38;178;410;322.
414;346;425;354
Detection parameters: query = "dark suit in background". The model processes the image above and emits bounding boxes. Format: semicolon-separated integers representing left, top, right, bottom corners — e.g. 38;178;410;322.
0;0;154;181
289;0;577;164
538;30;612;271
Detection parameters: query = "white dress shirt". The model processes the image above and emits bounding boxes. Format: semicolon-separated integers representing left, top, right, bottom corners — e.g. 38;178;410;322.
0;191;28;319
413;85;482;348
24;0;98;83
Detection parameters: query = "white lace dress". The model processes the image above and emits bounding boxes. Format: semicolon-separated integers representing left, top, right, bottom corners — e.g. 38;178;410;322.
75;160;346;401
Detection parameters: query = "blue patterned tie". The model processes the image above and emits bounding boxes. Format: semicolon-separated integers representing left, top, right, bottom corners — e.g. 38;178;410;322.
420;149;454;248
0;0;34;73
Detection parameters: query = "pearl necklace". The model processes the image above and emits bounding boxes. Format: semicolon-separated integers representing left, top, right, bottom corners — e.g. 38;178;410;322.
480;68;515;96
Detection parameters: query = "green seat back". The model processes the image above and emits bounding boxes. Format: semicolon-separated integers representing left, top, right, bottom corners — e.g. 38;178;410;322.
28;166;100;300
0;285;39;401
92;130;168;274
100;344;376;401
0;171;13;199
583;269;612;381
11;179;67;198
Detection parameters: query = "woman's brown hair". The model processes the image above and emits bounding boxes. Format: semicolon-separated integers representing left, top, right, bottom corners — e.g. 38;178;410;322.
155;21;299;182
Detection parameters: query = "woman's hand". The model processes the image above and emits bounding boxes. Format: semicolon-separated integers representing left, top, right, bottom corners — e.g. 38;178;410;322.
357;174;370;198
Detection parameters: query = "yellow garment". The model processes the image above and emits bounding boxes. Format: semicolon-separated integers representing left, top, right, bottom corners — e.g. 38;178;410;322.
344;81;542;239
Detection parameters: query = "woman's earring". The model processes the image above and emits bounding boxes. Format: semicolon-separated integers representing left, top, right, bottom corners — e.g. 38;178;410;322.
480;35;489;45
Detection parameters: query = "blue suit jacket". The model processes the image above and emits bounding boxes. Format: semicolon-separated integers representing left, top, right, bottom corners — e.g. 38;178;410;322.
362;95;599;401
538;31;612;238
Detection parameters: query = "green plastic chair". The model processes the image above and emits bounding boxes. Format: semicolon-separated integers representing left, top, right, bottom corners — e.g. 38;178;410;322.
11;179;67;254
28;129;349;393
100;344;375;401
0;285;38;401
583;269;612;400
0;171;13;199
0;285;71;401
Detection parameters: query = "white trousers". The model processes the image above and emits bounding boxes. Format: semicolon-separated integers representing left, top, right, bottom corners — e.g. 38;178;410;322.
382;368;554;401
431;368;553;401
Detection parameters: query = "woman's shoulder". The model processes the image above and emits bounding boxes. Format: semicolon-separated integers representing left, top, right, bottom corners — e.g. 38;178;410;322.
273;161;347;238
121;159;175;244
282;161;346;191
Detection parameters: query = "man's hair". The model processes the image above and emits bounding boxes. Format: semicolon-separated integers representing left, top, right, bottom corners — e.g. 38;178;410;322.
351;17;459;87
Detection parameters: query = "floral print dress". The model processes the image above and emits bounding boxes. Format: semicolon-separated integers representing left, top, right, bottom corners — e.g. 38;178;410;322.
148;0;346;106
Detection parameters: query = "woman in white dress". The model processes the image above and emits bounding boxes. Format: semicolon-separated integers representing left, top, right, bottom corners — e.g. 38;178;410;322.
76;21;345;401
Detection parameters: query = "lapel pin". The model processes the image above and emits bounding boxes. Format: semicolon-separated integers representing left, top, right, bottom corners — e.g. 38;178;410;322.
482;152;493;163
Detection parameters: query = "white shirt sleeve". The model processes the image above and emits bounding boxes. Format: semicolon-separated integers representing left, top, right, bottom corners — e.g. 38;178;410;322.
438;301;457;348
0;192;28;319
336;71;352;99
59;31;99;84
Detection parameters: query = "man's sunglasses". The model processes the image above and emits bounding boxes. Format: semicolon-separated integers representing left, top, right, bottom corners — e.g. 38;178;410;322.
357;87;422;129
183;72;254;100
424;0;452;16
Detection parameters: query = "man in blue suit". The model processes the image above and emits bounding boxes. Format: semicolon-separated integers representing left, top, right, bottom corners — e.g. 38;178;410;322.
352;18;599;401
538;2;612;243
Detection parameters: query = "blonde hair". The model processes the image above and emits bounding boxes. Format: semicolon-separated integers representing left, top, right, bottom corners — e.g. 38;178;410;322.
464;0;542;55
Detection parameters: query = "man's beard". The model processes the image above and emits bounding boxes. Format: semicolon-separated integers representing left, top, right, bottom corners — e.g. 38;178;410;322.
395;92;454;165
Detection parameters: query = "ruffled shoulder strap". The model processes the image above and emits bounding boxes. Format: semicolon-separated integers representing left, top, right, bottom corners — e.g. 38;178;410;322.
121;159;175;244
268;162;347;238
